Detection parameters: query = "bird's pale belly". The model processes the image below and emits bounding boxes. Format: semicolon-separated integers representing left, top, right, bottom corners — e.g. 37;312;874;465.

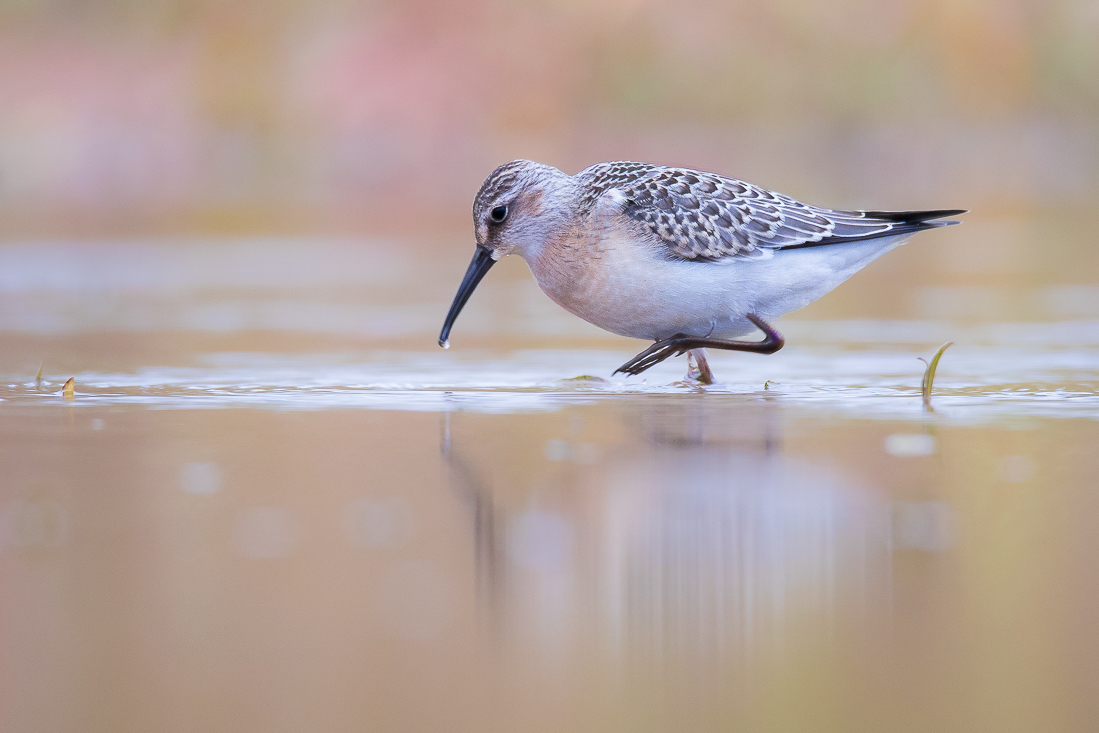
524;245;759;341
523;234;908;343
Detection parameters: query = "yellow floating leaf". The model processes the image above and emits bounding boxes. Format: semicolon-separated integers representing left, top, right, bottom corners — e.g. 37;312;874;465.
62;377;75;400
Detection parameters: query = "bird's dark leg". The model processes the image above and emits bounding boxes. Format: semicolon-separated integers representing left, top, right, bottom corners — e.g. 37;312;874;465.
614;314;784;377
685;349;715;385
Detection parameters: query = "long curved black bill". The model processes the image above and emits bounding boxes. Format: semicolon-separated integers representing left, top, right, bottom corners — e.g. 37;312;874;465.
439;247;496;348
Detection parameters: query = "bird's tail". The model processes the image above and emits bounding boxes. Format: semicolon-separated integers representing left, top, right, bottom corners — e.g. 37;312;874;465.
856;208;967;236
790;208;967;248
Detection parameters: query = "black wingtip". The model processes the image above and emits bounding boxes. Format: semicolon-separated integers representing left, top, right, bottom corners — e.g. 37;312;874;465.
784;208;967;249
860;209;968;223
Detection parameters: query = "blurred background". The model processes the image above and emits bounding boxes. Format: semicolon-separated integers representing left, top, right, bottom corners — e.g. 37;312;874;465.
0;0;1097;334
3;2;1099;733
2;0;1097;230
1;0;1097;336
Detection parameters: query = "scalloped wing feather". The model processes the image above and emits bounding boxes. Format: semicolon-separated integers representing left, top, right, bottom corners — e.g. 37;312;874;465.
577;162;963;262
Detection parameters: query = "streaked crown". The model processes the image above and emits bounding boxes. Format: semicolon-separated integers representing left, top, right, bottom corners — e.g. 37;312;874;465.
471;159;573;253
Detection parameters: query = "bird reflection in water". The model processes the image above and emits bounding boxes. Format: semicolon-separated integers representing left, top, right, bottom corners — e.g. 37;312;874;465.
441;397;893;667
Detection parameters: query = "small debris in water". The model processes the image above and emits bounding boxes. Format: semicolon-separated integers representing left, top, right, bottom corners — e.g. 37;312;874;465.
764;380;778;390
559;375;609;386
62;377;75;400
35;362;44;391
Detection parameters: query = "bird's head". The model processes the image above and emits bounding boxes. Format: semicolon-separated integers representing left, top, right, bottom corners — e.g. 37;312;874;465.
472;159;571;258
439;160;571;348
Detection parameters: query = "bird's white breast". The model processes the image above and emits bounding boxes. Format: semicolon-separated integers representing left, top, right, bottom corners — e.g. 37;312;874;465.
522;227;910;342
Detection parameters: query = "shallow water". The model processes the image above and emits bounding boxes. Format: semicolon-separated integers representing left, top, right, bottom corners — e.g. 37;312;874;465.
2;239;1099;732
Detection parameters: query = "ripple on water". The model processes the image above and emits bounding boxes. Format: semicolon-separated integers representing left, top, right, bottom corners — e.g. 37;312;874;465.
1;344;1096;420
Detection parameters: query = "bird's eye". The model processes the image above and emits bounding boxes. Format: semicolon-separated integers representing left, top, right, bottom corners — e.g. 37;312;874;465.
490;205;508;223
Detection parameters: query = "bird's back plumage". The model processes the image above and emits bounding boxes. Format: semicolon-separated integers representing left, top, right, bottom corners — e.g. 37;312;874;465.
576;161;964;262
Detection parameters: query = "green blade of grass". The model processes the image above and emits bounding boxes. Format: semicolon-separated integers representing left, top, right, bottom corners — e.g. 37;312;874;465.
921;341;954;411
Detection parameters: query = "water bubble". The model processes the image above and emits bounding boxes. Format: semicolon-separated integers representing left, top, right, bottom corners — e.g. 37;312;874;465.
2;498;67;549
544;439;599;463
376;560;452;641
544;439;568;461
180;462;222;494
999;455;1036;482
884;433;936;457
508;511;573;570
893;501;957;552
235;507;296;559
342;497;415;549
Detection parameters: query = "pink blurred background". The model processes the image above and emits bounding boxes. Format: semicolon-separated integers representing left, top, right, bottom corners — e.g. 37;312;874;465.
2;0;1096;240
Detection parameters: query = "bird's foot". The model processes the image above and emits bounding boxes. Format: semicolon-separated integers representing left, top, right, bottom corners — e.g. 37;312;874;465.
613;335;694;376
684;348;715;385
614;315;784;378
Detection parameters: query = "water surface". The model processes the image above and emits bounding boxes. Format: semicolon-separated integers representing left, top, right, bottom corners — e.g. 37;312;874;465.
2;239;1098;732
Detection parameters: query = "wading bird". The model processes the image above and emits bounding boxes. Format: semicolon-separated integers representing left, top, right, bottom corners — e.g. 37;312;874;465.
440;160;964;383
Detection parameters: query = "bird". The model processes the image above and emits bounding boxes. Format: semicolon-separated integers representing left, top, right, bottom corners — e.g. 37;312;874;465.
439;159;964;384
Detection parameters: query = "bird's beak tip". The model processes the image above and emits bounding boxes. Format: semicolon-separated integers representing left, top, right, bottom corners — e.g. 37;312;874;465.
439;247;496;351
